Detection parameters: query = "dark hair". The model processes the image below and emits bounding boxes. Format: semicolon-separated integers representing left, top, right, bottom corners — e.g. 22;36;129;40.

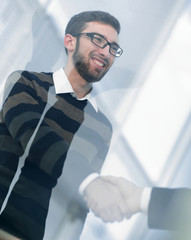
65;11;120;54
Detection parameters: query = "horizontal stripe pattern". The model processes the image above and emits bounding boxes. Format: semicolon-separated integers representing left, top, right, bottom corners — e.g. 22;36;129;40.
0;70;112;239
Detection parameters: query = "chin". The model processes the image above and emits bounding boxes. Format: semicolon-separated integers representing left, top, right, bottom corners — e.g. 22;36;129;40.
79;70;106;83
85;76;102;83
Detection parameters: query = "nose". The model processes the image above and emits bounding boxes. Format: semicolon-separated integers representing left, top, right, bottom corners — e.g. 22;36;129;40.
98;44;111;59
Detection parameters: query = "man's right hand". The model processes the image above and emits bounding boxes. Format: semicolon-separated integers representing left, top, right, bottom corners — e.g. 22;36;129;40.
84;176;143;222
83;176;132;222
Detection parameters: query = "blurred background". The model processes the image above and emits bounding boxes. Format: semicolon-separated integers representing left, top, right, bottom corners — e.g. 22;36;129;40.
0;0;191;239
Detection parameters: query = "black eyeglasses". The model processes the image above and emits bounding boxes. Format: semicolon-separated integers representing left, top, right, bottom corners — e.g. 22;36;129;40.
72;32;123;57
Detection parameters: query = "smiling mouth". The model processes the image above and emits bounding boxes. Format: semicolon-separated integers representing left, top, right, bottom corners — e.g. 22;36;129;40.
94;59;104;67
92;58;108;69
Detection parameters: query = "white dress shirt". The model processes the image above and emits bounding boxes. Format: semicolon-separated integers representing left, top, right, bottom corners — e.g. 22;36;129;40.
53;68;98;112
141;187;152;213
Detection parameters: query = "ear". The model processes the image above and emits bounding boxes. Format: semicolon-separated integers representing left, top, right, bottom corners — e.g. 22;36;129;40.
64;34;76;53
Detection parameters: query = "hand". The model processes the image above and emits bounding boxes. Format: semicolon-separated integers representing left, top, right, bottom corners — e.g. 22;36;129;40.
84;177;131;222
102;176;143;217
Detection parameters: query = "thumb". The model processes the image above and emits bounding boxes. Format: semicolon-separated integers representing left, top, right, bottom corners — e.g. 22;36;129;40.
101;175;122;186
102;176;131;192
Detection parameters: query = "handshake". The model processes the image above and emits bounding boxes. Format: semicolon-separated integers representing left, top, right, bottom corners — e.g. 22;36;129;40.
83;176;143;222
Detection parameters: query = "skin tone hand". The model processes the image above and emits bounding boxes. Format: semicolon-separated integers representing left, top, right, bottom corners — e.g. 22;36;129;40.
84;176;131;222
102;176;143;217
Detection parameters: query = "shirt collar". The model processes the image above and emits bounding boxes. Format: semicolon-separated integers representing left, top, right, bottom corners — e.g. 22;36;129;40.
53;68;98;112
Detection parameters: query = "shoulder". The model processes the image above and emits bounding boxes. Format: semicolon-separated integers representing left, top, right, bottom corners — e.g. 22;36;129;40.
3;70;54;104
7;70;53;86
21;70;54;87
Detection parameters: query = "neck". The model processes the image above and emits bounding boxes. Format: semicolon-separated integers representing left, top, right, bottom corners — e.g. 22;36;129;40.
64;65;92;99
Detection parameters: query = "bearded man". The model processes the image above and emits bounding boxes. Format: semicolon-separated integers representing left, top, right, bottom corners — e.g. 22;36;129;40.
0;11;127;240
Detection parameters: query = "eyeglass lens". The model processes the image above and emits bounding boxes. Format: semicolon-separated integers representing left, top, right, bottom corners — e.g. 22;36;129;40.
92;34;122;57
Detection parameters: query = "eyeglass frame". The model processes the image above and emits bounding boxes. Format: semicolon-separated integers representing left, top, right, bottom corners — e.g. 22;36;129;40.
72;32;123;57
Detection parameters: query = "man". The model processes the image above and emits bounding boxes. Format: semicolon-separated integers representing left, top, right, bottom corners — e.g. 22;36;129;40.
91;176;191;239
0;11;128;240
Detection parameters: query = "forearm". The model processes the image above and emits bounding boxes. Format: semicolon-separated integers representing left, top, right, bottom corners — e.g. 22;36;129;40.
0;120;23;209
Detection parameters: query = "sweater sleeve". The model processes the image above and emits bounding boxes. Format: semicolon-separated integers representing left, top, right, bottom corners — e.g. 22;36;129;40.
2;71;69;185
60;109;112;194
0;71;31;209
0;71;72;239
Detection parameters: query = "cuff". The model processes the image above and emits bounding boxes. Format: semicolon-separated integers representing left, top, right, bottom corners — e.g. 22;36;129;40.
79;173;99;196
140;187;152;214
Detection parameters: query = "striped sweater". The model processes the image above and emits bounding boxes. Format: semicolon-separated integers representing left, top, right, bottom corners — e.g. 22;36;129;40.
0;70;112;240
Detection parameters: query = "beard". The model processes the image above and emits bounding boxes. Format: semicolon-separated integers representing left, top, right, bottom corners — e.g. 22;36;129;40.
72;41;109;83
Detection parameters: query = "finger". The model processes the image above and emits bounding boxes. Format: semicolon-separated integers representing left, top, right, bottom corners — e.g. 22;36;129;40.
92;206;114;223
114;207;124;222
108;207;124;222
98;207;123;223
118;198;132;219
84;196;99;210
91;198;123;222
101;175;120;186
